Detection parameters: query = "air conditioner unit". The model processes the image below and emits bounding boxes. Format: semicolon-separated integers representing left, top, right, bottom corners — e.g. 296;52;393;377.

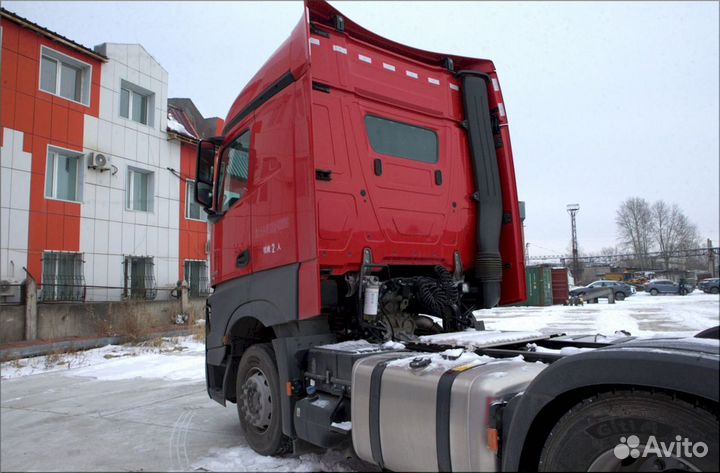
88;152;109;170
0;279;20;297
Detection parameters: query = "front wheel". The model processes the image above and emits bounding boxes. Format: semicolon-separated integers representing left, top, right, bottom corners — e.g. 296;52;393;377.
614;291;625;301
711;287;719;295
650;288;659;296
236;343;291;456
538;391;718;471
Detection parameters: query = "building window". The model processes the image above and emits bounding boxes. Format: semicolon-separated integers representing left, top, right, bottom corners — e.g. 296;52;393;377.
45;148;83;202
364;115;438;164
39;46;91;105
120;80;154;126
126;168;154;212
185;181;207;222
184;260;209;297
41;252;85;301
123;256;156;300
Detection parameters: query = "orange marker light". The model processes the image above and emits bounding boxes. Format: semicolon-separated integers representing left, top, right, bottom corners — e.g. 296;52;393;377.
487;428;499;453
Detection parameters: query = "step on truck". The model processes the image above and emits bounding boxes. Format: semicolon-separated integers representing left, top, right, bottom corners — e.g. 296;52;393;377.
193;1;719;470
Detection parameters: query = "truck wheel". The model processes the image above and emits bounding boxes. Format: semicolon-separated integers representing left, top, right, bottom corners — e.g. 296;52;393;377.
538;390;718;472
614;292;625;301
650;288;659;296
236;343;291;456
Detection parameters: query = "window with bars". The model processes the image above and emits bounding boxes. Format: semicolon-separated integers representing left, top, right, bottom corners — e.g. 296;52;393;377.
41;252;85;301
124;256;157;300
184;260;209;297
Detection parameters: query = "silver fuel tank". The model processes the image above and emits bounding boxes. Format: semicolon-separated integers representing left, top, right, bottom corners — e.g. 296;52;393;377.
351;350;546;472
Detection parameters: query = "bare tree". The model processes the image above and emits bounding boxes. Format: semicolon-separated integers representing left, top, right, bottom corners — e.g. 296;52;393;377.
615;197;653;269
651;200;700;269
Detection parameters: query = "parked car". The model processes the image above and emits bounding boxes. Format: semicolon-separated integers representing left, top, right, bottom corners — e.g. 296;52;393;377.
698;278;720;294
645;279;692;295
569;280;634;301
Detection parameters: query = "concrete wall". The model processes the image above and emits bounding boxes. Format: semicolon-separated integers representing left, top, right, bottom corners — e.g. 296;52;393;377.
0;305;25;343
0;299;205;344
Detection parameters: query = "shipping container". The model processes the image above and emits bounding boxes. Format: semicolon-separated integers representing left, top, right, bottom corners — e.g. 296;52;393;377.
551;268;570;304
523;266;553;306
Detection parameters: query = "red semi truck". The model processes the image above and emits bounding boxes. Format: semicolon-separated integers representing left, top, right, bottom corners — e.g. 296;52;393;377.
194;1;719;471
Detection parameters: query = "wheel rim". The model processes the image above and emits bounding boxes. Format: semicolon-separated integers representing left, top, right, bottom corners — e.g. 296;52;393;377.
587;445;702;472
616;293;625;301
239;367;273;432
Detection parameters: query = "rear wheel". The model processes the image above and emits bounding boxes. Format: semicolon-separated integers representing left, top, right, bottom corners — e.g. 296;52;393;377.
236;343;291;456
650;288;659;296
614;291;625;301
538;391;718;472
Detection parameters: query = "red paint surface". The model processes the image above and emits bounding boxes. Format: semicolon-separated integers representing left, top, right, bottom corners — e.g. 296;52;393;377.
1;19;102;281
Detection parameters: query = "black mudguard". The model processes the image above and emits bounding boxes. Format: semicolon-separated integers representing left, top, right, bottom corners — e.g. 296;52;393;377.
501;337;720;471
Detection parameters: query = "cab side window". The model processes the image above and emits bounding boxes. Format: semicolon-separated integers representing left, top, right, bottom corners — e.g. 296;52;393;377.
218;130;251;212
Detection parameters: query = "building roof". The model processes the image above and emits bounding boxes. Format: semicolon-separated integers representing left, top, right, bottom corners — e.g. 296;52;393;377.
167;98;222;143
0;8;108;62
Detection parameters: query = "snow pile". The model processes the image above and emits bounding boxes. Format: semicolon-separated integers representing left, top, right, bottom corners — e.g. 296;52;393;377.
0;336;204;381
386;348;499;372
318;339;405;353
382;340;406;350
331;421;352;431
526;343;594;356
167;112;191;136
417;330;544;349
191;445;377;472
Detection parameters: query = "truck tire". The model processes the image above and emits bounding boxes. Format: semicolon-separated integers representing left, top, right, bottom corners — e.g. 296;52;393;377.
538;390;718;472
236;343;291;456
614;291;625;301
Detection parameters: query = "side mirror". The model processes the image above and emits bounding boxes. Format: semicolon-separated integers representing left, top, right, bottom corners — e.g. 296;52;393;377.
195;140;216;209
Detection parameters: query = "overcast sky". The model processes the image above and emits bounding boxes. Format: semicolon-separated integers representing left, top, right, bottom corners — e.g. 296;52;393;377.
5;1;718;256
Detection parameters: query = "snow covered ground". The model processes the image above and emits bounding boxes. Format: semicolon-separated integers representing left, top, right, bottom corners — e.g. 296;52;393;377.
1;291;717;471
476;290;719;337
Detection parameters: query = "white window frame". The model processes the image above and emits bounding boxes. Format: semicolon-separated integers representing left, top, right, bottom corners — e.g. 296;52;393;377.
38;46;92;106
120;79;155;127
185;180;207;222
126;167;154;212
45;145;84;203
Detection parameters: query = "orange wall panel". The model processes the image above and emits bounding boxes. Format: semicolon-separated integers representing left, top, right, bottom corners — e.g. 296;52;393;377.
1;86;16;130
1;21;20;52
14;92;34;132
16;54;38;96
32;98;51;138
50;105;68;143
1;48;18;89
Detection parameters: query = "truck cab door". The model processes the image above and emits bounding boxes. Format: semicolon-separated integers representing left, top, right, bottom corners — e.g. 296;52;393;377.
213;129;253;283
